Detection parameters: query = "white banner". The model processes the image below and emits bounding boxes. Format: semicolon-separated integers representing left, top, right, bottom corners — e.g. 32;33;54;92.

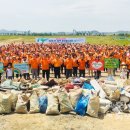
36;38;86;43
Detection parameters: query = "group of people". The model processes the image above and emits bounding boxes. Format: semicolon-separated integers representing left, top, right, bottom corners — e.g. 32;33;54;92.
0;42;130;81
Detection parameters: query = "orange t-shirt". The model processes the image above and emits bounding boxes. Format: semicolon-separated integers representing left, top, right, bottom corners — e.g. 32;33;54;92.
126;59;130;69
78;59;86;70
30;58;39;69
3;59;9;66
64;58;73;69
52;58;62;67
41;58;50;70
73;58;78;67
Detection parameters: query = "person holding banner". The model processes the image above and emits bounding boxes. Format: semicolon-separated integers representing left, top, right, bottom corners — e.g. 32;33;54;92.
94;56;101;79
22;56;30;80
14;58;22;78
41;54;50;81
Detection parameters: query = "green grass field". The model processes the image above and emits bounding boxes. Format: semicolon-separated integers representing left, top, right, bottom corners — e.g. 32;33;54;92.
0;35;130;46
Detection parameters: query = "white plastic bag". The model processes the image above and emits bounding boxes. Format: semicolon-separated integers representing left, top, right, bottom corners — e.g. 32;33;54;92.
99;98;112;114
0;92;12;114
29;91;39;113
90;79;106;99
87;95;99;117
15;94;29;114
69;88;82;108
58;88;73;113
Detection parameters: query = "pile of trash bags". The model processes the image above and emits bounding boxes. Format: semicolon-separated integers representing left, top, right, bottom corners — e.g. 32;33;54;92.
0;77;130;118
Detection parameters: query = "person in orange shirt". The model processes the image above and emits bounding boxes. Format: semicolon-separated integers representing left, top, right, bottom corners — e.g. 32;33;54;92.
64;55;73;79
52;54;62;78
72;54;78;77
30;54;39;80
36;54;41;78
78;54;86;77
41;54;50;81
126;57;130;79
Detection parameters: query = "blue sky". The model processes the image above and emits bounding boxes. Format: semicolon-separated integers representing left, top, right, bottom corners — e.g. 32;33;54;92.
0;0;130;32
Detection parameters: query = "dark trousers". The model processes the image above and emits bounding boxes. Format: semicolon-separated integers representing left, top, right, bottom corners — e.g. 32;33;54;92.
16;74;22;78
37;66;40;77
79;70;85;77
94;70;101;79
50;64;54;72
127;69;130;79
42;70;50;81
54;67;61;78
61;64;64;74
66;69;72;79
8;76;13;80
64;67;66;76
73;67;78;77
23;73;30;80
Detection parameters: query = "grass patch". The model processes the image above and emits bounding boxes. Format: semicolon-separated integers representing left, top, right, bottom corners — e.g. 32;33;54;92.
0;35;130;46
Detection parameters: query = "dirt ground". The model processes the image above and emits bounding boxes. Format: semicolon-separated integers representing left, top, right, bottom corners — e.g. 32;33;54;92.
0;113;130;130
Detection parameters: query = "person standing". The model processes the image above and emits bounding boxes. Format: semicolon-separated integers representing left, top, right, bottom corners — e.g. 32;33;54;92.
41;54;50;81
78;54;86;77
14;58;22;78
52;54;62;78
6;64;13;80
72;54;78;77
30;54;39;80
64;55;73;79
22;56;30;80
126;57;130;79
94;56;101;79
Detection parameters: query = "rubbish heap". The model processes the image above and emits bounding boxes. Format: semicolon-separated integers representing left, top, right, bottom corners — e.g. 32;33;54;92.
0;77;130;118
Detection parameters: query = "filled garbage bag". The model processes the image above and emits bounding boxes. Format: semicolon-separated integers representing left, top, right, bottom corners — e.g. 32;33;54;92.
31;83;41;89
69;88;82;108
82;82;94;90
75;95;90;116
0;92;12;114
106;75;115;81
73;78;81;83
15;93;30;114
10;90;22;111
87;95;99;118
44;79;58;87
101;84;112;97
1;80;12;87
65;83;74;92
46;93;59;115
58;88;73;113
99;98;112;114
37;78;47;85
11;81;21;90
90;79;106;99
109;89;120;101
29;91;39;113
36;89;46;97
123;79;130;86
39;96;48;113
